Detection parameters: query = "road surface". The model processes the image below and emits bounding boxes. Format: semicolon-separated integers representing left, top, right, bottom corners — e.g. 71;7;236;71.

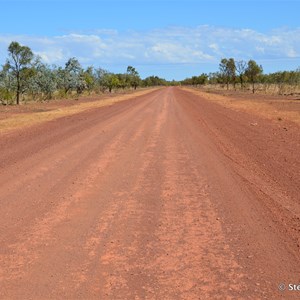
0;87;299;299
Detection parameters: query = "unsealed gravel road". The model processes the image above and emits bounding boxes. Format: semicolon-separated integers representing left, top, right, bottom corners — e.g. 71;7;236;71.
0;87;299;299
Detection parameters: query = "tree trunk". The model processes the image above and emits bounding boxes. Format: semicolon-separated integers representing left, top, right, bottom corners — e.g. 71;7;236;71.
16;72;20;105
252;82;255;93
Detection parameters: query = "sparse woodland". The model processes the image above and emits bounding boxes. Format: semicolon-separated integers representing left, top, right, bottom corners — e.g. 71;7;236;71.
1;42;300;105
0;42;170;105
182;58;300;95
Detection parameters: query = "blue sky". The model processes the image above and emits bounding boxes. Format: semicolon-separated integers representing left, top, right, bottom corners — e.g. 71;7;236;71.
0;0;300;80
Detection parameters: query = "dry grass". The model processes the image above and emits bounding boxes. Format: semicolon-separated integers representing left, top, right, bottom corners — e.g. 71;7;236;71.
203;83;300;96
0;88;159;133
182;87;300;125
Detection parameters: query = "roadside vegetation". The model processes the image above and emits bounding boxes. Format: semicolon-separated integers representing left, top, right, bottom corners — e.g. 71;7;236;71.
1;41;300;105
0;41;173;105
181;58;300;96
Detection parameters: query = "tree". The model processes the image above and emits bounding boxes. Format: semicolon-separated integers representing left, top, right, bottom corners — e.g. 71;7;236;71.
245;60;263;93
115;73;129;89
126;66;141;90
61;58;86;95
83;66;96;94
105;74;120;92
219;58;236;90
95;71;120;93
181;73;208;86
28;60;57;100
6;41;34;104
198;73;208;85
207;72;223;84
227;58;236;89
143;76;168;87
236;60;247;89
94;68;110;92
0;64;15;104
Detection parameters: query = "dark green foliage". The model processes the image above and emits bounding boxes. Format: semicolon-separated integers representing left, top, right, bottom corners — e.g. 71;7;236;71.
143;76;168;87
6;41;34;104
181;73;208;86
245;60;263;93
126;66;141;90
219;58;236;90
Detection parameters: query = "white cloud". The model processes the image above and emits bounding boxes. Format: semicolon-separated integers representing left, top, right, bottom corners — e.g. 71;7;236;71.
35;48;64;63
0;26;300;70
287;48;298;58
255;46;265;54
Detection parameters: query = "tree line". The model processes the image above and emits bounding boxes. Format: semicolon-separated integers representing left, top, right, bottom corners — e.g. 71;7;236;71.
2;41;300;105
0;41;170;105
181;58;300;95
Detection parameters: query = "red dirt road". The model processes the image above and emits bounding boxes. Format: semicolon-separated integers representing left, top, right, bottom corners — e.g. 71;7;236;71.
0;87;299;299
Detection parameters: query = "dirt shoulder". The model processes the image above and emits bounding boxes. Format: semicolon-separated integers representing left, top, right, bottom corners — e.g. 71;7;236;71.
182;86;300;125
0;88;159;133
0;87;299;298
177;87;300;298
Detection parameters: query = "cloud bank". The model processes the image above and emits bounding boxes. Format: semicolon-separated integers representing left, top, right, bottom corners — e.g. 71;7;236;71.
0;26;300;78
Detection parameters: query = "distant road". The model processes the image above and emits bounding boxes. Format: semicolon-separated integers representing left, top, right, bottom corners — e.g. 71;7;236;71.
0;87;299;299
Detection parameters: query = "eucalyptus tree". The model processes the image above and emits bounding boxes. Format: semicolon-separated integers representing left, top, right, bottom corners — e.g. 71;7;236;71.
0;63;15;104
92;69;120;93
219;58;236;90
143;76;168;86
94;67;109;92
105;73;120;93
61;58;86;95
83;66;96;94
28;60;57;100
228;58;236;89
181;74;208;86
6;41;34;104
245;60;263;93
207;72;223;84
236;60;247;89
219;59;230;89
116;73;129;90
126;66;141;90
